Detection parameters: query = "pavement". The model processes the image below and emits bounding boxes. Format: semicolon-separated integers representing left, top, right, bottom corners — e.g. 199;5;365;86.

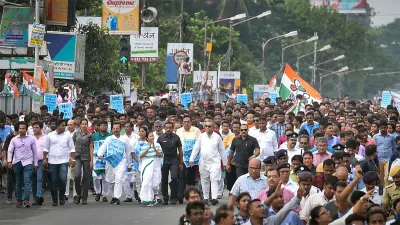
0;188;229;225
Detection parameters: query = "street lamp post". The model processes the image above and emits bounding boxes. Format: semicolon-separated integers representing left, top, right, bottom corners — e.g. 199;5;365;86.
296;44;331;78
309;54;345;91
228;11;271;70
281;35;318;67
262;31;298;77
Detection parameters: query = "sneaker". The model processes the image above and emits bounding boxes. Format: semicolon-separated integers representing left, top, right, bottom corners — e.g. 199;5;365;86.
59;200;66;205
211;199;219;205
82;199;87;204
102;197;108;202
52;202;58;206
123;198;133;202
95;194;101;202
23;201;30;208
16;201;22;208
115;199;121;205
6;198;12;204
110;198;117;204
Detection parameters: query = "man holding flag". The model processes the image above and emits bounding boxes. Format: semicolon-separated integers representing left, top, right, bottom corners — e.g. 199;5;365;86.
97;123;132;205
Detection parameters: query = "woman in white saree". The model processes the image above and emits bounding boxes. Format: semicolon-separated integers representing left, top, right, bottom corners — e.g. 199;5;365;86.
139;132;163;206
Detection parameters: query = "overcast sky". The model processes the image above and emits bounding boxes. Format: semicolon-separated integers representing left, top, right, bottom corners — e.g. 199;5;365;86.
368;0;400;27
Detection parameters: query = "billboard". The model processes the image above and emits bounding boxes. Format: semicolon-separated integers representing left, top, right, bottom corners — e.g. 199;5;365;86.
219;71;240;93
102;0;140;35
310;0;366;13
45;0;76;26
0;7;35;46
254;85;276;101
167;43;194;70
44;32;86;81
193;71;218;91
130;27;158;63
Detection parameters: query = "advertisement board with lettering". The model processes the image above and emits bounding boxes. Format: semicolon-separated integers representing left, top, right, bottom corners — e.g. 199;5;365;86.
102;0;140;35
130;27;158;63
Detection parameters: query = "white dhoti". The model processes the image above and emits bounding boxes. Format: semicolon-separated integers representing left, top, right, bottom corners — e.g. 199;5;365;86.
66;166;77;197
123;173;135;198
199;161;221;200
139;157;162;204
105;158;127;199
93;171;110;197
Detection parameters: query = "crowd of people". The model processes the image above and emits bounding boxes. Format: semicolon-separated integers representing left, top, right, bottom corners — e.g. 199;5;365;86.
1;91;400;225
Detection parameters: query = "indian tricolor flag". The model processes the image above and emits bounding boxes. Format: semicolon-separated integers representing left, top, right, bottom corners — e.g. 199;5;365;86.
279;64;322;103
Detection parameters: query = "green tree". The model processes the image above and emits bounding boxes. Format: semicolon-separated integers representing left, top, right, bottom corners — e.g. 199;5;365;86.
77;24;125;95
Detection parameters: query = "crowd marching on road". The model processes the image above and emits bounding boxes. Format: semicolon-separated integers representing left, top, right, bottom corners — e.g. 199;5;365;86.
2;89;400;225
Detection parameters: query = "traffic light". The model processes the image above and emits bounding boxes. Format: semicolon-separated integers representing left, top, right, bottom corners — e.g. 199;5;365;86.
119;35;130;73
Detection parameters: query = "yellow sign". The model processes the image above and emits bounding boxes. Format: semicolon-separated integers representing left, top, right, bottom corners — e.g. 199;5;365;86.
206;42;212;52
235;79;241;87
45;0;75;26
242;88;247;94
102;0;140;35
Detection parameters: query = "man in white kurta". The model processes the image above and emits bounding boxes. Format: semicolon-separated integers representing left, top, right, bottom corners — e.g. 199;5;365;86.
97;123;132;205
189;121;227;205
122;122;139;202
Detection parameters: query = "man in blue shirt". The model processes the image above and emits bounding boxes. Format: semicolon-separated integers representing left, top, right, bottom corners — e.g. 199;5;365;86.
266;187;303;225
299;112;319;137
0;116;12;147
373;121;396;186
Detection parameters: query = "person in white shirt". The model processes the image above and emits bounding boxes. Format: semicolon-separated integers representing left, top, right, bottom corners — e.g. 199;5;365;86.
65;119;77;201
122;122;139;202
189;120;227;205
299;176;338;224
253;116;278;160
44;120;75;206
97;123;132;205
152;120;165;202
279;132;304;164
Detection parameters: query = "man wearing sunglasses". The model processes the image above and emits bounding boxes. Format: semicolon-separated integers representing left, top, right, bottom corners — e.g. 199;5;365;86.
227;124;260;178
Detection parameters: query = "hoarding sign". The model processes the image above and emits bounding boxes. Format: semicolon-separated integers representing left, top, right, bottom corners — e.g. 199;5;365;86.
130;27;158;63
167;43;193;69
45;0;76;26
310;0;366;13
0;7;35;46
102;0;140;35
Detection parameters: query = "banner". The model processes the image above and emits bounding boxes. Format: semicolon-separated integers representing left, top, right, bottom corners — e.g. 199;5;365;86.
180;93;192;110
167;43;194;69
381;91;392;108
130;27;158;63
28;24;46;47
193;71;218;91
59;102;73;119
110;94;124;113
102;0;140;35
237;94;248;104
219;71;240;93
389;90;400;114
94;140;107;170
253;85;275;101
183;139;199;168
45;0;76;26
22;71;42;102
106;139;126;168
279;64;322;103
3;72;20;98
44;93;57;113
44;32;86;80
310;0;366;13
0;7;35;46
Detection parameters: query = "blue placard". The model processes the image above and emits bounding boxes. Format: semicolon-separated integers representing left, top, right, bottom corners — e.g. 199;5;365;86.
110;94;124;113
270;92;278;104
94;140;106;170
44;93;57;113
105;139;125;168
180;93;192;110
183;139;199;168
381;91;392;108
58;102;73;119
237;94;248;104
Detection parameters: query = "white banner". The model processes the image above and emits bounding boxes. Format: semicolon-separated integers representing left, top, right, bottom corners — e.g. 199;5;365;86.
219;71;240;79
167;43;193;69
130;27;158;63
